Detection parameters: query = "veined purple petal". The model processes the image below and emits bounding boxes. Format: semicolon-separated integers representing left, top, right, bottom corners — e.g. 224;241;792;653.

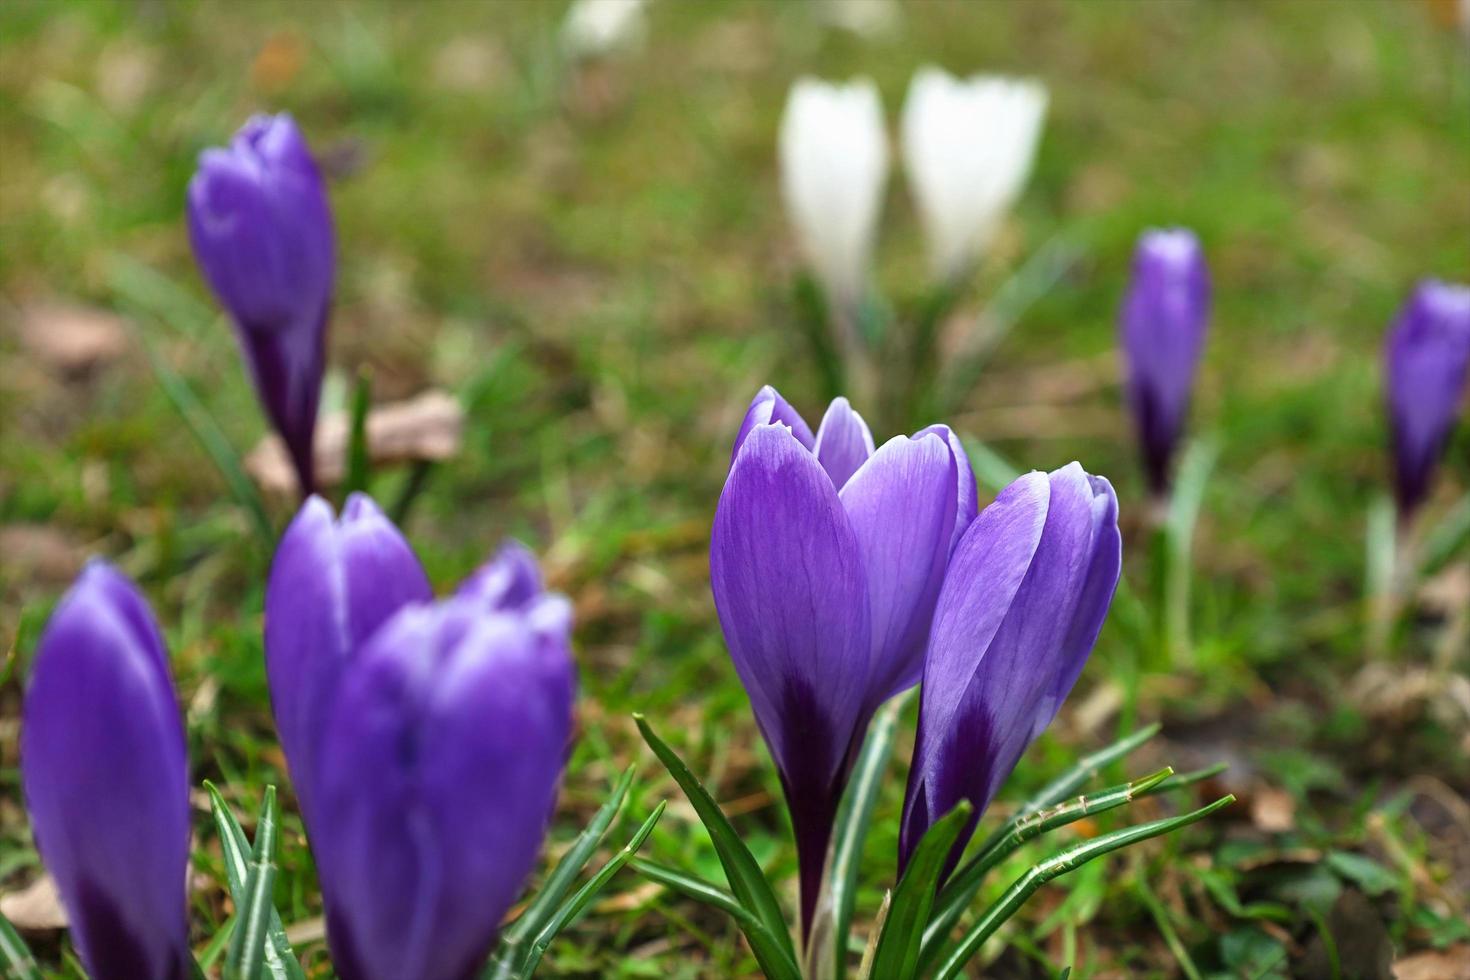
814;397;876;489
1384;279;1470;517
20;563;192;980
730;385;816;465
914;423;979;552
187;113;335;495
710;422;871;936
1119;228;1210;494
265;493;431;829
314;597;575;980
901;465;1121;873
839;432;956;709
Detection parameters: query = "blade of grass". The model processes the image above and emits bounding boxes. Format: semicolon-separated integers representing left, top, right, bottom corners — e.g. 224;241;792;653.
488;765;637;978
631;859;801;980
518;802;666;976
205;782;305;980
342;367;373;498
810;691;909;980
932;795;1235;980
0;914;42;980
868;801;973;980
634;714;796;966
225;787;279;980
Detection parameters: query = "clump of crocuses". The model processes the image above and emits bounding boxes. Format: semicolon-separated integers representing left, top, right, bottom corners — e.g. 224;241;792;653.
633;385;1231;979
188;113;335;497
1383;279;1470;522
1119;228;1211;497
267;494;577;980
20;563;192;980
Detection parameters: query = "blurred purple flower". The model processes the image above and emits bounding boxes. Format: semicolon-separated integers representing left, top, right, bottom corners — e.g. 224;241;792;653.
312;579;576;980
711;385;977;935
900;464;1121;876
187;113;335;496
21;562;192;980
1384;279;1470;517
1119;228;1211;495
265;493;432;830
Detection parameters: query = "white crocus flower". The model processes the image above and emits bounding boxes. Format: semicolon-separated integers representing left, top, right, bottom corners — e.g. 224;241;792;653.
561;0;649;59
901;67;1048;282
778;76;890;311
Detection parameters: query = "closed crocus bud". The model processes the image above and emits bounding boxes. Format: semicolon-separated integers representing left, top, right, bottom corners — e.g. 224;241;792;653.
21;562;191;980
265;493;432;829
1384;279;1470;518
901;67;1047;282
561;0;649;58
712;385;978;935
900;464;1121;875
1119;228;1211;495
779;77;890;310
187;113;335;496
311;578;575;980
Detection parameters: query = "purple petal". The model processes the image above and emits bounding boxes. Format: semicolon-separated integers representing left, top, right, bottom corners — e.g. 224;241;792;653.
314;598;575;980
814;397;876;489
839;432;956;708
458;539;545;611
1119;228;1210;493
914;423;979;552
1385;279;1470;516
21;563;192;980
711;422;871;934
730;385;816;465
265;493;431;829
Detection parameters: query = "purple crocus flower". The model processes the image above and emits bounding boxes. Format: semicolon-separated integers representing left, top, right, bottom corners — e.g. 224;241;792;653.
188;113;335;496
900;464;1121;875
711;385;978;936
265;493;432;830
311;565;576;980
1119;228;1211;495
1384;279;1470;518
20;562;192;980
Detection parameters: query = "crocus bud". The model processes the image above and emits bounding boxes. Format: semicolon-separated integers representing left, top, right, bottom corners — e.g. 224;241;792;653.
311;577;575;980
187;113;335;496
900;464;1121;875
779;77;890;310
712;386;977;935
1384;279;1470;518
561;0;649;58
265;493;432;829
901;67;1047;282
21;562;191;980
1119;228;1211;495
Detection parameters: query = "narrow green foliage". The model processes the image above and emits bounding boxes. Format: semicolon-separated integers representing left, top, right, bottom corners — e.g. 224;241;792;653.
631;859;801;980
634;714;797;972
343;366;373;498
205;782;304;980
869;801;973;980
932;795;1236;980
517;801;666;977
0;914;42;980
489;765;638;979
225;786;279;980
815;690;908;980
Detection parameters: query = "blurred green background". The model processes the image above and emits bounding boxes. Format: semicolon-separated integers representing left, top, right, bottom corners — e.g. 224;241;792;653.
2;1;1468;977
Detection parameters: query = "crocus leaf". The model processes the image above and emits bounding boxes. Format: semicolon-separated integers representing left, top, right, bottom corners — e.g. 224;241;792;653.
630;859;801;980
634;714;797;966
0;913;42;980
487;764;638;979
932;794;1236;980
517;801;666;977
225;786;280;980
343;366;373;498
205;782;305;980
811;691;908;980
868;801;972;980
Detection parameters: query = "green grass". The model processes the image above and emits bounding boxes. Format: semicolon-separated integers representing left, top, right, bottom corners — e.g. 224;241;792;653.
2;1;1468;977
